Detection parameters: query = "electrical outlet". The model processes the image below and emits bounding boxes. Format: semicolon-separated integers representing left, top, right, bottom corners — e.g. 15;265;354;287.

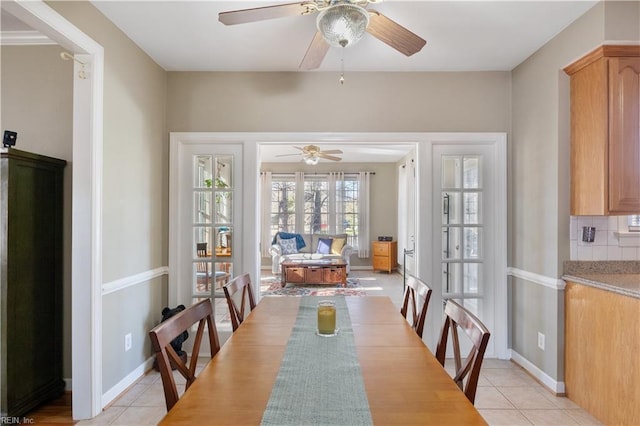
125;333;132;351
537;332;545;351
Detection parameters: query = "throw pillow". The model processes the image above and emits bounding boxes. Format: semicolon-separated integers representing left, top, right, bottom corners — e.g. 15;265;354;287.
278;237;298;255
331;238;346;255
316;238;333;255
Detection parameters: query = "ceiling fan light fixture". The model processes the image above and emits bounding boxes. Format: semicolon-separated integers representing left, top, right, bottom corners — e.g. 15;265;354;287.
303;154;320;165
317;3;370;48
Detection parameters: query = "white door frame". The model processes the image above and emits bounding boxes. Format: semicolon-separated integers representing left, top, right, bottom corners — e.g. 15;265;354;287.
169;132;507;360
169;133;260;305
169;137;245;309
419;133;508;358
1;1;104;419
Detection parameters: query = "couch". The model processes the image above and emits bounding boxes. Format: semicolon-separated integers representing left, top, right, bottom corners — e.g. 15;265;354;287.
269;232;354;275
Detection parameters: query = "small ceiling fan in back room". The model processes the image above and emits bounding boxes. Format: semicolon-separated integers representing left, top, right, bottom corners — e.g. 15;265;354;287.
218;0;427;71
275;145;343;165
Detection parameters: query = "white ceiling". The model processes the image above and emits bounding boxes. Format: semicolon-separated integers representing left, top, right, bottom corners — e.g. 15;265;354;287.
89;0;597;72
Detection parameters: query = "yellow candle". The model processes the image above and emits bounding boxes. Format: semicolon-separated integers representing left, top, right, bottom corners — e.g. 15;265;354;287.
317;301;336;335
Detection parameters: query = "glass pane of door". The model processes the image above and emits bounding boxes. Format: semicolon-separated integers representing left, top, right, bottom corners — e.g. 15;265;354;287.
192;154;234;298
441;155;484;298
177;145;243;335
434;145;496;357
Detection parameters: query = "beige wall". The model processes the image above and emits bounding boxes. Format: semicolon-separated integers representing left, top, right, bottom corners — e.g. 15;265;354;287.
167;69;510;274
47;0;169;393
1;45;74;379
260;162;398;269
604;0;640;41
510;1;639;382
168;69;510;287
167;71;511;133
511;2;605;278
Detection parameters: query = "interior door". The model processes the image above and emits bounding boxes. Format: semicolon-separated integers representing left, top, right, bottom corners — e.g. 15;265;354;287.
398;157;416;274
433;144;496;357
173;143;243;334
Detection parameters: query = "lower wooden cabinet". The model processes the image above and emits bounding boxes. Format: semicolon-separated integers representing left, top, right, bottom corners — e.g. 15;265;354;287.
565;281;640;425
372;241;398;273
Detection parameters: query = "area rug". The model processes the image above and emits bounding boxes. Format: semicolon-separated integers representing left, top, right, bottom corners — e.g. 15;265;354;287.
261;277;366;297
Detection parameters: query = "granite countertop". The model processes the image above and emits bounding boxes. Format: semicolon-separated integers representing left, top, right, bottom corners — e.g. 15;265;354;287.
563;261;640;299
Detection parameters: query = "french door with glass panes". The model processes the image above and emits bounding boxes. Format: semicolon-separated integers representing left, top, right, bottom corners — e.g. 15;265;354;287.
433;143;497;357
174;143;242;319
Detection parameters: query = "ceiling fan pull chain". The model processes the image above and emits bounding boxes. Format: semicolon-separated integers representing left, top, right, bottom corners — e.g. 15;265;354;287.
340;48;345;85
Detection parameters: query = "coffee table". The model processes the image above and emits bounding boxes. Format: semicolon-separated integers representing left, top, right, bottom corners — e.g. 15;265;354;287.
281;259;347;287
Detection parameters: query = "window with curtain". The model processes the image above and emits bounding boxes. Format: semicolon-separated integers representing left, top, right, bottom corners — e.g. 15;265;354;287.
266;173;363;250
270;177;296;235
304;177;329;234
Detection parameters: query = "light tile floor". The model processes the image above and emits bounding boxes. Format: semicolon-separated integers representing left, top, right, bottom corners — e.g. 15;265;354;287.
79;270;603;426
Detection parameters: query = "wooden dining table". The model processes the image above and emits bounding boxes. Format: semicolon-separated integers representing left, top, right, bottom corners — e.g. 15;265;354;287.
159;296;487;425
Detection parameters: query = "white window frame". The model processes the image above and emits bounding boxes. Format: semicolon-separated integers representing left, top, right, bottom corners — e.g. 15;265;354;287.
268;173;361;250
614;215;640;247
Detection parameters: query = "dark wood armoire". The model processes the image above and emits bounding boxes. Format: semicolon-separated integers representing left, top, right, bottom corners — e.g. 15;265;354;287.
1;148;66;416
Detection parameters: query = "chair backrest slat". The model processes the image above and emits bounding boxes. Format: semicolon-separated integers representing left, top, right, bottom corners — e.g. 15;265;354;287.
435;299;490;404
223;273;256;331
400;275;432;338
149;299;220;411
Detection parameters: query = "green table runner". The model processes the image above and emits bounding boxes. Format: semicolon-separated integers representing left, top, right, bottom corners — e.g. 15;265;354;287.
261;296;373;426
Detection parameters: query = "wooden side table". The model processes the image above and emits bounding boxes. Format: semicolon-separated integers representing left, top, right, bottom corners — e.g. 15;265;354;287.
372;241;398;273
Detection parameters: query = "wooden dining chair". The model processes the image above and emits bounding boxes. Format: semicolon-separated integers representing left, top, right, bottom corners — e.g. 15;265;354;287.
148;299;221;411
195;242;211;292
223;273;256;331
400;274;433;339
435;299;490;404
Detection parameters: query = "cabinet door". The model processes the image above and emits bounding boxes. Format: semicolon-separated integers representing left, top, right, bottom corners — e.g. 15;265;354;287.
373;242;389;256
373;256;390;271
609;57;640;213
569;57;609;215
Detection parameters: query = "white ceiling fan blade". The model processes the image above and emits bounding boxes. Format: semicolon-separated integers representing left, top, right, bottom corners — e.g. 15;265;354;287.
318;153;342;161
300;31;330;70
319;149;343;155
219;2;317;26
366;10;426;56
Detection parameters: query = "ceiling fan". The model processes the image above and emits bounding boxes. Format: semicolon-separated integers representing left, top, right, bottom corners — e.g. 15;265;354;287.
218;0;426;70
275;145;343;165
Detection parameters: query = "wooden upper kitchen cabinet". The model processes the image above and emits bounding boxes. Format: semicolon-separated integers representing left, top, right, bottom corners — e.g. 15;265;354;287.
564;45;640;215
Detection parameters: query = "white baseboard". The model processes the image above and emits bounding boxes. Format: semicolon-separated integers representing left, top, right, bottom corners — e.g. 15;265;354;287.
64;378;72;392
350;266;374;271
102;356;155;407
509;349;565;394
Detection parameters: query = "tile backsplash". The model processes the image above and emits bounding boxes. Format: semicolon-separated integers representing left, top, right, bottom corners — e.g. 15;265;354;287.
570;216;640;261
